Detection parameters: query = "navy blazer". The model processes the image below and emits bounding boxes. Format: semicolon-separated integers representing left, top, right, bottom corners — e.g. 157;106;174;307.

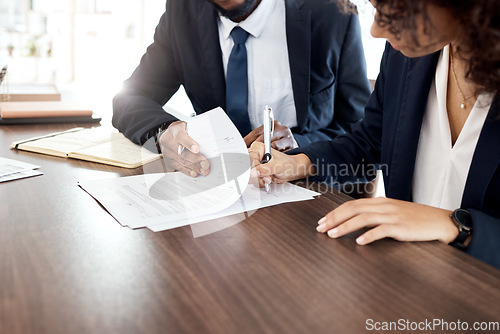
112;0;370;147
293;43;500;269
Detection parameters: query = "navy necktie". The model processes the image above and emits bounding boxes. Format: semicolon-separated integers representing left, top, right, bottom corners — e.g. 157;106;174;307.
226;27;252;136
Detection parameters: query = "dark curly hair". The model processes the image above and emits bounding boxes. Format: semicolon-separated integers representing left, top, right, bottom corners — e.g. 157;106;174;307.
360;0;500;96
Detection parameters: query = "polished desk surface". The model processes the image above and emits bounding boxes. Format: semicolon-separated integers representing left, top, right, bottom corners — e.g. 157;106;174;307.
1;123;500;334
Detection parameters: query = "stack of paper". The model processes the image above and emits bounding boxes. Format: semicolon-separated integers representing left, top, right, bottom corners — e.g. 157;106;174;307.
149;181;319;232
79;173;319;232
0;157;42;182
78;108;320;233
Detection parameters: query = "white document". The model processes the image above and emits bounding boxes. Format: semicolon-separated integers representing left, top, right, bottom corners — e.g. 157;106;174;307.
0;157;40;177
80;172;240;228
0;157;42;183
78;107;320;231
148;182;320;232
79;171;319;231
0;169;43;183
80;107;251;228
181;107;251;217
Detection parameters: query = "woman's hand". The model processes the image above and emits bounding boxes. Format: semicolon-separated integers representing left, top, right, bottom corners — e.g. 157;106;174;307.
248;142;316;187
316;197;459;245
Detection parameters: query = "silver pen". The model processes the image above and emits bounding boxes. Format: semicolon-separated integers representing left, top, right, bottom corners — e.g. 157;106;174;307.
261;105;274;193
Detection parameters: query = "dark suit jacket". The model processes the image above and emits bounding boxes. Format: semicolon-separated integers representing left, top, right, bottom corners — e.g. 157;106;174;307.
112;0;371;147
292;43;500;269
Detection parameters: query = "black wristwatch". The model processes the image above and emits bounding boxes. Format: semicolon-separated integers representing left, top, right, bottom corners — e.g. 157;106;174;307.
449;209;473;250
154;122;170;153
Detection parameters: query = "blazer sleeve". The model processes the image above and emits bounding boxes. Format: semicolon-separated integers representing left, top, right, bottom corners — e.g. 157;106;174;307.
293;13;371;147
288;43;390;184
112;2;181;145
466;209;500;269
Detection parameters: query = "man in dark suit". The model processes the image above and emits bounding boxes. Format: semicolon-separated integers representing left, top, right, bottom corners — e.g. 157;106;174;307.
112;0;370;177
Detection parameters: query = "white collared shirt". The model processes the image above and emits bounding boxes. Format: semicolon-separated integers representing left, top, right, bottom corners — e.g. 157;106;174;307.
412;45;494;210
217;0;297;132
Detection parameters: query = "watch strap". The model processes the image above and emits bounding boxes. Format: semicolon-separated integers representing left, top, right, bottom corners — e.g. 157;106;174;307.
154;122;170;154
449;209;472;250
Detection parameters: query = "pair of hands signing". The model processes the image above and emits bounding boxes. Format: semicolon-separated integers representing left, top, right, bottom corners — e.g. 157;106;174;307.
160;121;461;248
157;120;296;177
248;141;461;247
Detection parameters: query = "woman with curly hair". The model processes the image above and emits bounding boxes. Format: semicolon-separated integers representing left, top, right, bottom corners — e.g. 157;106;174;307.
249;0;500;268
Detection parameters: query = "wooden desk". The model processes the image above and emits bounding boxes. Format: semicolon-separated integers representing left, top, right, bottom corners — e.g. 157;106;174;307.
1;124;499;334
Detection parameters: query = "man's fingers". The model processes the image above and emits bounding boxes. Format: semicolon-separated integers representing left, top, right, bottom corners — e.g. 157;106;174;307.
157;121;211;177
177;158;210;177
244;126;263;147
253;133;264;144
177;165;199;178
162;145;209;176
271;138;292;151
169;122;200;154
159;121;199;154
176;131;200;154
179;150;210;175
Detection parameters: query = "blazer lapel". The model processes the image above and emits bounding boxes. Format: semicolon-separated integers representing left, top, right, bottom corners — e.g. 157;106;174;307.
386;52;440;201
461;97;500;210
197;2;226;109
285;0;310;128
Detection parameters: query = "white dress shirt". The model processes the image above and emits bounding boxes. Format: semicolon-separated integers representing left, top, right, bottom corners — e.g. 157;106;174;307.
217;0;297;131
412;45;494;210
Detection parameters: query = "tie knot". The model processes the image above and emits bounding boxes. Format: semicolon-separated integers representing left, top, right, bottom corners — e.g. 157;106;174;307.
231;27;249;44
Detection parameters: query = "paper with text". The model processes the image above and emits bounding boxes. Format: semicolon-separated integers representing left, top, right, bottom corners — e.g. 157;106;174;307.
0;157;40;177
0;157;42;182
80;107;252;228
148;182;320;232
0;169;43;183
79;108;321;231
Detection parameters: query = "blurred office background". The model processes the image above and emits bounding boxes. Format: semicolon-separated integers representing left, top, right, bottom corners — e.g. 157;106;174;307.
0;0;384;117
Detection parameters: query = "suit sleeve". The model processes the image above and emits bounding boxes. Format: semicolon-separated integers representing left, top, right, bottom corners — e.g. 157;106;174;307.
288;43;390;185
112;2;181;145
294;13;371;147
466;209;500;269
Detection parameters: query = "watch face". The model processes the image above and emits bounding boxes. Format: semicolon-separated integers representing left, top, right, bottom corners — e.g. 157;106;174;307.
455;209;473;229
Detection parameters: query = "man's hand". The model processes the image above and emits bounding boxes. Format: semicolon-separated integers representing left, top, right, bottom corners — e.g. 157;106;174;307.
244;120;298;151
158;121;210;177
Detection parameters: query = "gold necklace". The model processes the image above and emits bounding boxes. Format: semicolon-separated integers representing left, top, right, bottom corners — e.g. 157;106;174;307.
450;48;475;109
